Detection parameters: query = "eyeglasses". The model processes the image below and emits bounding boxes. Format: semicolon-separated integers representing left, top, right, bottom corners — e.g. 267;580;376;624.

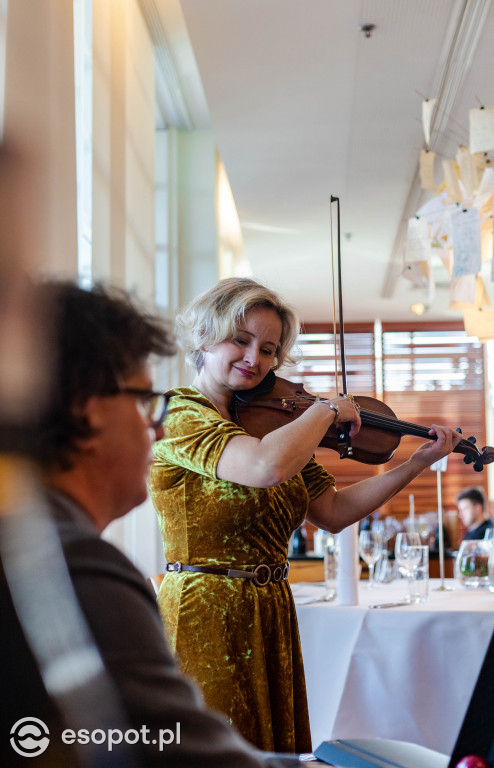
109;388;169;428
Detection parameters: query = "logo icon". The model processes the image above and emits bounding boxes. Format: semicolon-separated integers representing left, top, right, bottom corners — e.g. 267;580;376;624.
10;717;50;757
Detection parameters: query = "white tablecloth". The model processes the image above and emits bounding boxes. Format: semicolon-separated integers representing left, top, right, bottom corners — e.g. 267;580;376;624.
293;579;494;755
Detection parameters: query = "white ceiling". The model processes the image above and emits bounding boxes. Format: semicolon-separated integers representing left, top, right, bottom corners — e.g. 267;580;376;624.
156;0;494;325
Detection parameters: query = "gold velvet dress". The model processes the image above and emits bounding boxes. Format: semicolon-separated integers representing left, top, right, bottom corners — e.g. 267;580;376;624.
149;386;335;753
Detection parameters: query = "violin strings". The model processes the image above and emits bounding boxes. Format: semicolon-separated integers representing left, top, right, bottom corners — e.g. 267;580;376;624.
360;409;471;450
269;395;473;454
359;409;430;437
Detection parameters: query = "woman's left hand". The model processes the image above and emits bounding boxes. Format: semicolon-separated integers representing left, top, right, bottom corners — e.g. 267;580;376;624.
409;424;462;470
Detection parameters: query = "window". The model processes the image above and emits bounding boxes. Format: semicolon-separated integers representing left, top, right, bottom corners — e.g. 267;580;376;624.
382;323;486;529
383;329;483;392
73;0;93;285
283;324;375;397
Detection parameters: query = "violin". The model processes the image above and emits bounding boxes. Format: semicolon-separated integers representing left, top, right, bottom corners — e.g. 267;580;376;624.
232;370;494;472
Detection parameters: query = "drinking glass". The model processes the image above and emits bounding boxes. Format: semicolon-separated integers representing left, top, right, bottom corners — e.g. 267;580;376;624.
456;539;490;588
359;530;382;588
395;532;422;601
323;532;338;600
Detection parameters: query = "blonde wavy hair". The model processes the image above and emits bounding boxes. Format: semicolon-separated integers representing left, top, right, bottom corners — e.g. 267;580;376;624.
176;277;300;371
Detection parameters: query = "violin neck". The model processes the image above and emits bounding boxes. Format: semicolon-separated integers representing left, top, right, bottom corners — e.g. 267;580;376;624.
360;409;479;459
361;409;431;440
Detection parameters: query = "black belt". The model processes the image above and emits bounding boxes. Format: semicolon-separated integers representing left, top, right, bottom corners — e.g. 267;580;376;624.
165;561;290;587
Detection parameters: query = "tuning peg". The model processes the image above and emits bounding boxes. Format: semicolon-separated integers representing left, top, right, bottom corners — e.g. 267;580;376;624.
474;461;484;472
463;455;474;464
467;436;477;444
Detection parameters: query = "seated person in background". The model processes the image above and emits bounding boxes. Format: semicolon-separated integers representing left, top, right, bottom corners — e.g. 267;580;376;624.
1;281;296;768
457;486;493;541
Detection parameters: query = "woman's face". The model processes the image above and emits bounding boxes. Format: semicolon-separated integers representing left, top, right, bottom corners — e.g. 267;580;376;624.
202;306;282;392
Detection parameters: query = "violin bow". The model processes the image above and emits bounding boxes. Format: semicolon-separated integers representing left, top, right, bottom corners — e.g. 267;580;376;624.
330;195;347;396
330;195;356;458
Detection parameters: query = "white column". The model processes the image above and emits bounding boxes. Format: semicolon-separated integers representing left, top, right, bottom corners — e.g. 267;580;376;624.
4;0;78;275
159;127;218;387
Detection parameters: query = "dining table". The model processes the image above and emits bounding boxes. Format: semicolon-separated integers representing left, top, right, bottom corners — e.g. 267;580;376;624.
293;578;494;756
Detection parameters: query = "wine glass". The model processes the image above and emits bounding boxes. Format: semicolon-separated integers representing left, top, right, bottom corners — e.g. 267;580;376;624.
395;532;422;601
359;530;383;588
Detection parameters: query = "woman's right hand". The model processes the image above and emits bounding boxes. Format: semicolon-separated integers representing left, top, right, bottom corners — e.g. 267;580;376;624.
319;395;361;438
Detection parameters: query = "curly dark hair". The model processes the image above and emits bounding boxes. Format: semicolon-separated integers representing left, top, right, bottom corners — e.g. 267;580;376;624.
38;281;175;470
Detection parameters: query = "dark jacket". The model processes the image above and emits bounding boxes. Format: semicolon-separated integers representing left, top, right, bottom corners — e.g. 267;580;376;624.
1;490;298;768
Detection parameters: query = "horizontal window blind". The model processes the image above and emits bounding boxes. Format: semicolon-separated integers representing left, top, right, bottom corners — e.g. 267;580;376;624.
381;325;486;542
383;329;484;392
282;324;375;397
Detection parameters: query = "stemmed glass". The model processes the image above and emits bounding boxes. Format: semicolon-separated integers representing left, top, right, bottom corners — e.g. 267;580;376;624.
359;530;383;588
483;528;494;543
395;532;422;601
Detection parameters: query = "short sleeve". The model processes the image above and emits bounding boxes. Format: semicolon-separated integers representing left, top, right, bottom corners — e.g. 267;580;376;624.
301;457;335;501
153;393;247;480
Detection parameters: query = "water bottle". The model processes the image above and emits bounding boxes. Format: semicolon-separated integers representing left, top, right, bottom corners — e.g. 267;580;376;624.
291;525;307;555
323;532;338;599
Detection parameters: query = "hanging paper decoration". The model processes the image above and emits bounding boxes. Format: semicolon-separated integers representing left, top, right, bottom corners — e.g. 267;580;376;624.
437;248;453;276
408;99;494;340
422;98;436;147
469;106;494;154
450;274;476;306
401;261;429;287
455;146;479;198
477;166;494;196
406;216;431;262
419;149;436;190
463;307;494;341
450;274;490;310
442;159;463;203
479;197;493;263
449;207;481;278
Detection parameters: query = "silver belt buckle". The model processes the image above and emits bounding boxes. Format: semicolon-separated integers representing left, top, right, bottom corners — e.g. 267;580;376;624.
252;563;271;587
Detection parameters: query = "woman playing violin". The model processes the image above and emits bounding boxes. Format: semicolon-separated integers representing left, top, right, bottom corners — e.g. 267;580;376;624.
149;277;461;754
